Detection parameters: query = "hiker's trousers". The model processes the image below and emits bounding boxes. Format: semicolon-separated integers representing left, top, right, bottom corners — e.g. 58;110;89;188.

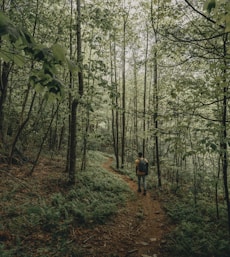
138;175;146;191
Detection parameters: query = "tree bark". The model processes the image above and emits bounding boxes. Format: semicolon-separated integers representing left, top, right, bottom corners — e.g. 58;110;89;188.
151;0;161;187
69;99;78;184
68;0;84;184
221;33;230;234
132;51;138;152
110;37;119;169
143;24;149;157
121;6;128;169
0;62;11;144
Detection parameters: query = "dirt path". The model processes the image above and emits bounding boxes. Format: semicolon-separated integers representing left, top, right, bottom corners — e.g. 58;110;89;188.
78;157;170;257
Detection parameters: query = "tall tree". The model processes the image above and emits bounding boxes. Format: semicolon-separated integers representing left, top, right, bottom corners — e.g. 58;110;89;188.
142;23;149;157
68;0;84;184
121;1;128;169
151;0;161;187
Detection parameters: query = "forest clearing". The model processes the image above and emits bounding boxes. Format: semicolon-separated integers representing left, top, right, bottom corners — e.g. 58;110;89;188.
1;1;230;256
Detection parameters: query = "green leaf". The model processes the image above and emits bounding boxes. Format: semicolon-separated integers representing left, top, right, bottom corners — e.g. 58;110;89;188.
66;58;78;72
0;49;25;66
0;12;21;42
204;0;216;13
210;143;217;151
0;50;12;62
51;44;66;63
0;11;11;35
20;29;35;47
11;53;25;67
34;83;45;94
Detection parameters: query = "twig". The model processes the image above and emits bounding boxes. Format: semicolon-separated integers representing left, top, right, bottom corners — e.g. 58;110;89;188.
83;235;94;244
127;249;138;255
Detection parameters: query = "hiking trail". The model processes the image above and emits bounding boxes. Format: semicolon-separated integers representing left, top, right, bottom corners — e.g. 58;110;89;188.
76;157;171;257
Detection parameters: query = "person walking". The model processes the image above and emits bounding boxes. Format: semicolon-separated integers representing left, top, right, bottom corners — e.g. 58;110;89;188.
135;152;148;195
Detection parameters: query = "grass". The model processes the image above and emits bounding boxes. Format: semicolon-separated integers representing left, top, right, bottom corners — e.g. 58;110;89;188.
0;151;134;257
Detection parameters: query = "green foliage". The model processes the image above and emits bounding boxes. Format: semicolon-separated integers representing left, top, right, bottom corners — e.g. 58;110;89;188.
0;151;133;256
204;0;230;32
164;196;230;257
0;244;16;257
204;0;216;13
112;165;136;181
0;11;66;100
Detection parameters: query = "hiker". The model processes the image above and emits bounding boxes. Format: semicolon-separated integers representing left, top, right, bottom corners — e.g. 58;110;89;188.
135;152;148;195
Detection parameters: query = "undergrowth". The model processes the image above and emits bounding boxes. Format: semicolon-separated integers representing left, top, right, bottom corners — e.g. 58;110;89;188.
117;161;230;257
163;193;230;257
0;151;133;257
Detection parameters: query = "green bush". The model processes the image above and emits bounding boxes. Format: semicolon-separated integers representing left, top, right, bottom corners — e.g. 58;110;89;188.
0;151;134;257
164;197;230;257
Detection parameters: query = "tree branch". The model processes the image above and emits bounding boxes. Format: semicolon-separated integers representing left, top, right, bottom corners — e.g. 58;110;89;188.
183;0;225;29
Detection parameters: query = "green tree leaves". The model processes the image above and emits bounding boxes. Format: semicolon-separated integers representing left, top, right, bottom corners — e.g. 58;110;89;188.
0;11;67;99
204;0;230;32
204;0;216;13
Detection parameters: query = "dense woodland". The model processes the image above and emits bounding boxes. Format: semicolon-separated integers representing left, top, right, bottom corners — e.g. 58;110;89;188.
1;0;230;256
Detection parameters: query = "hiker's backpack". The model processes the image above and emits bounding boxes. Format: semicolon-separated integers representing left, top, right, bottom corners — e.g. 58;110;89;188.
138;158;148;174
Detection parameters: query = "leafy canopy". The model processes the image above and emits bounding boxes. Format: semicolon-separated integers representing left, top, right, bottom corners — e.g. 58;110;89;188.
0;11;68;98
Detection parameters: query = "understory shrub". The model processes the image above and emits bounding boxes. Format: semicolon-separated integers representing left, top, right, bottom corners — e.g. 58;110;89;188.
0;151;133;257
164;197;230;257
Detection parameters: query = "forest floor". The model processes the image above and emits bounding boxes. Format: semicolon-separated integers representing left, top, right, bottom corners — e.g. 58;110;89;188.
0;156;172;257
77;157;172;257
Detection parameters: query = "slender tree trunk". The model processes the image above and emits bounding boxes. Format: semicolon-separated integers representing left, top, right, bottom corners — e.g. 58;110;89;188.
68;0;84;184
143;24;149;157
221;86;230;233
69;99;78;183
215;156;221;219
0;0;7;143
81;52;94;170
65;0;74;173
8;92;36;164
153;50;161;187
110;38;119;168
151;0;161;187
0;62;11;144
77;0;83;98
121;3;128;169
115;41;120;169
132;51;138;152
221;33;230;234
29;103;60;176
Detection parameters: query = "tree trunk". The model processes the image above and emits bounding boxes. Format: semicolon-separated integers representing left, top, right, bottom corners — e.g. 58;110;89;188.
65;0;74;173
143;24;149;157
68;0;84;184
221;33;230;234
0;62;11;144
69;99;78;184
121;8;127;169
29;104;60;176
8;92;36;165
151;1;161;187
132;51;138;152
110;38;119;169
